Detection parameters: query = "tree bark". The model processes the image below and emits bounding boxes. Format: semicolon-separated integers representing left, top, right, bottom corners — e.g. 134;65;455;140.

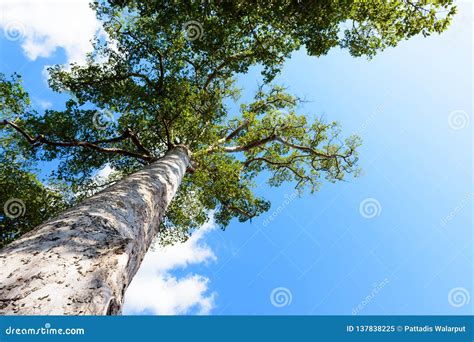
0;146;191;315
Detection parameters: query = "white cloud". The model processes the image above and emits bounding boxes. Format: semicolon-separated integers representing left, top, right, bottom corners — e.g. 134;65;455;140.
1;1;219;316
123;220;217;315
96;164;114;180
36;99;53;109
0;0;103;64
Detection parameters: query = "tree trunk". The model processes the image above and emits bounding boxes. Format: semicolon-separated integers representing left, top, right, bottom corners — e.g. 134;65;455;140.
0;146;190;315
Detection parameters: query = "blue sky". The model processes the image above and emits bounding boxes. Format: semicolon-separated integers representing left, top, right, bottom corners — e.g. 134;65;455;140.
0;1;472;316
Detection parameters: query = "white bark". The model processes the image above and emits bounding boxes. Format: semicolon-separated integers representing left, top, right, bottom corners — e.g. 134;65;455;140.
0;146;190;315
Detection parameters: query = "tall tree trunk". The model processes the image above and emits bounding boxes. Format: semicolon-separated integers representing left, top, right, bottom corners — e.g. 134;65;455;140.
0;146;190;315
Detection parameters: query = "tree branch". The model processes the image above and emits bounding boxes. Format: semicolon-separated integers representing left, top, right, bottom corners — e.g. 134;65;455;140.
1;120;156;163
123;29;165;93
207;133;277;154
126;72;159;92
224;120;249;142
242;156;311;187
123;127;153;156
274;136;349;160
160;118;172;150
90;133;130;145
224;203;257;220
203;52;255;90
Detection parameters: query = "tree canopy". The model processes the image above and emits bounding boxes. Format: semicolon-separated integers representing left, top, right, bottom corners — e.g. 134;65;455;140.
0;74;70;247
1;0;455;245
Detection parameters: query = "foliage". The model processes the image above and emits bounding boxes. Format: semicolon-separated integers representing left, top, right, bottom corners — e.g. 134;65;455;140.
0;75;71;247
0;0;455;245
0;153;70;248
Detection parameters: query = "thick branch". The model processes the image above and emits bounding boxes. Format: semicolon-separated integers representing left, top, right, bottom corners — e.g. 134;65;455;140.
207;133;277;153
224;120;249;142
1;120;156;162
208;120;250;151
90;133;130;145
123;127;153;156
161;118;172;150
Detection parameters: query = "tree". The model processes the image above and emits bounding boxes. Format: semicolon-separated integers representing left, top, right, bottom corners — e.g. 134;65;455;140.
0;74;70;248
0;0;455;314
0;154;70;248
